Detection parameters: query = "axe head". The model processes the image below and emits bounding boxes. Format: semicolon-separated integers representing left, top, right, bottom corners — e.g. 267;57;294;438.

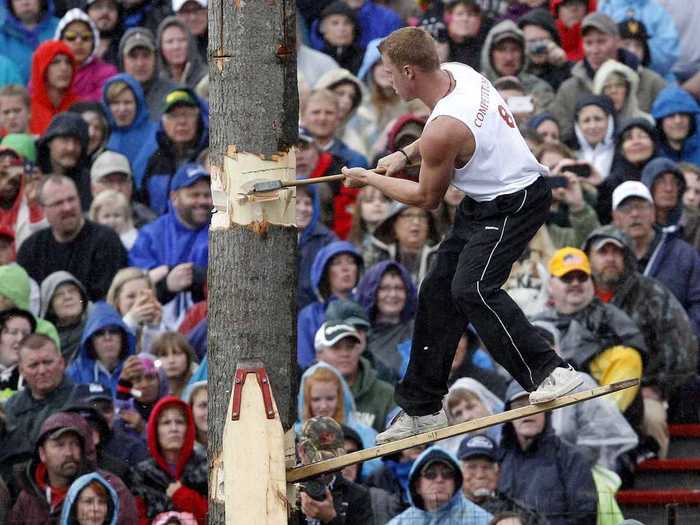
241;179;284;195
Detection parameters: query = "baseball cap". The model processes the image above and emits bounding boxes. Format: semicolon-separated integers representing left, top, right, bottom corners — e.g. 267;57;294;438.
90;150;132;183
46;426;83;442
420;457;457;475
492;29;523;48
548;247;591;278
618;18;649;42
457;434;498;461
325;299;370;330
122;28;156;56
1;134;37;163
612;181;653;211
170;162;210;192
72;382;114;404
298;126;314;145
581;12;619;37
314;322;361;352
173;0;206;11
590;237;625;253
162;89;199;114
298;416;345;463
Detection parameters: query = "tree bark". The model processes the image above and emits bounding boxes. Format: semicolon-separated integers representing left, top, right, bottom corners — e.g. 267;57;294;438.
207;1;298;523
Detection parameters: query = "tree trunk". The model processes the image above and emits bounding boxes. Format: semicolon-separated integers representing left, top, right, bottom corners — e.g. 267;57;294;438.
207;1;298;523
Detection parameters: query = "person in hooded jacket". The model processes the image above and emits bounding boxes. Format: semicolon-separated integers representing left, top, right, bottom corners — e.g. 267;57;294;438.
67;301;136;395
101;73;159;188
568;94;617;180
8;410;138;524
156;16;207;89
121;0;172;36
439;1;493;70
356;260;416;383
592;59;652;123
309;2;364;75
0;0;60;85
0;306;36;396
59;472;120;525
29;40;80;136
549;0;594;62
132;396;207;524
651;85;700;167
388;445;493;525
40;270;91;363
297;184;338;311
297;240;363;369
497;382;598;525
640;157;695;232
68;101;111;164
86;0;125;67
56;9;118;101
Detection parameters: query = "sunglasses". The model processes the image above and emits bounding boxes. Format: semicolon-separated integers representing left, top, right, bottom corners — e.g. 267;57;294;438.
559;272;590;285
64;31;93;43
422;466;456;481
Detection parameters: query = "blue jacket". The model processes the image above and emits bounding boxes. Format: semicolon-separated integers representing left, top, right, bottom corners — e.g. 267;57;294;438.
102;74;159;188
388;446;493;525
0;54;21;88
298;184;338;310
297;241;363;369
651;86;700;166
599;0;680;78
309;1;402;51
357;38;382;82
0;0;59;84
498;382;598;525
128;198;209;270
641;157;687;226
67;302;136;395
60;472;119;525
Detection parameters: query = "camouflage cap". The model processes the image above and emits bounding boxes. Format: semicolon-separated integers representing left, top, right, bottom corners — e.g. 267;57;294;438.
298;416;345;463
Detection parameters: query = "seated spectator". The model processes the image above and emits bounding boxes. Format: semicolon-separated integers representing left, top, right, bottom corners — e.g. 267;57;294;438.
67;301;136;394
611;181;700;338
441;379;503;456
156;17;207;89
324;297;371;350
0;334;74;481
651;85;700;167
592;59;651;123
17;175;128;301
569;94;616;180
498;382;598;525
0;0;60;84
102;74;159;188
597;116;660;223
0;306;35;396
480;20;554;114
183;380;206;454
363;202;441;286
598;4;680;78
535;248;646;416
297;240;362;369
314;319;395;433
356;260;416;383
297;184;338;310
552;0;593;61
295;416;374;524
55;9;118;101
173;0;208;63
35;112;93;210
388;445;493;524
106;267;164;354
0;85;31;135
551;12;666;141
90;190;139;250
310;2;364;74
129;163;209;328
140;88;208;215
315;68;365;155
458;435;547;525
69;101;110;163
119;28;179;119
151;331;195;397
59;472;120;525
29;41;80;135
90;150;157;228
8;411;138;524
680;162;700;211
528;111;560;144
40;270;90;363
518;7;572;91
0;151;46;249
132;396;207;523
439;0;491;70
86;0;124;66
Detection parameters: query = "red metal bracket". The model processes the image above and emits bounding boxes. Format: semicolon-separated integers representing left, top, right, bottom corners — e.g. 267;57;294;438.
231;367;275;421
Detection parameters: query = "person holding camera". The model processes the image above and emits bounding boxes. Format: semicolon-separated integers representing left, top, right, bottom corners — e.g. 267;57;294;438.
296;416;373;524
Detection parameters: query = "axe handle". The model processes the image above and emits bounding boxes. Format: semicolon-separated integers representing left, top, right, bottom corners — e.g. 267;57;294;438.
280;166;389;188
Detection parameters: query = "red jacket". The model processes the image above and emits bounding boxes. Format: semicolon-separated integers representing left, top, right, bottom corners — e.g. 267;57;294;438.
550;0;597;62
310;151;359;240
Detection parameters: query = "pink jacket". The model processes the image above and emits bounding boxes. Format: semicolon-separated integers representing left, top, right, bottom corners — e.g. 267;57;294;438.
74;58;118;101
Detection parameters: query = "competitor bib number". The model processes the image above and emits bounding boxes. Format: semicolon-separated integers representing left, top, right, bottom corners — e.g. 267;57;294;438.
498;104;516;128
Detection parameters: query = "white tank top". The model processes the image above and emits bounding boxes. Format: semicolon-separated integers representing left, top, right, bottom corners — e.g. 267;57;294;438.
426;62;548;202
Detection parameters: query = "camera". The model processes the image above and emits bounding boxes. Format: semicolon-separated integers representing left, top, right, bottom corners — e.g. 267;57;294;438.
299;478;329;502
527;40;548;55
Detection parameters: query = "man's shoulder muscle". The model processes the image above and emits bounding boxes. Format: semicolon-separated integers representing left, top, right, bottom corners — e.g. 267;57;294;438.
421;116;473;164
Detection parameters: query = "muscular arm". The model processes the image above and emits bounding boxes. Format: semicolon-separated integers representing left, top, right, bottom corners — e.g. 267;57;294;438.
342;117;472;210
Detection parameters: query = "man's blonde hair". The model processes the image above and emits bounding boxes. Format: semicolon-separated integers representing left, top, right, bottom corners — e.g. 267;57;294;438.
378;27;440;73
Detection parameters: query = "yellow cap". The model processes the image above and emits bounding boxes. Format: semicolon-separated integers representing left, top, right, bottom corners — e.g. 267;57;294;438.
548;247;591;278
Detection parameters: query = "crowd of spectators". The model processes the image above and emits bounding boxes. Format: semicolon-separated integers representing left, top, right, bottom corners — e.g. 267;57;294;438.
0;0;698;523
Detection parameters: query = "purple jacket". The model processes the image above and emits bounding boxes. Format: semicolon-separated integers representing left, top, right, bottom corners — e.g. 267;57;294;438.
74;58;118;101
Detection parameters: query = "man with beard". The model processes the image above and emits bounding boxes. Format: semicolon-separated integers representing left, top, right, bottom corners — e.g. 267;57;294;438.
16;175;127;301
86;0;124;66
583;225;698;457
129;163;210;328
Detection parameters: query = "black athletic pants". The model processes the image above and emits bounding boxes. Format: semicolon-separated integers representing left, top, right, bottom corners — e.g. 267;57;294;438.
395;176;565;415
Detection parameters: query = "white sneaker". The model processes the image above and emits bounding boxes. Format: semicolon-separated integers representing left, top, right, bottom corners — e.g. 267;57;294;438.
376;409;448;445
529;366;583;404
